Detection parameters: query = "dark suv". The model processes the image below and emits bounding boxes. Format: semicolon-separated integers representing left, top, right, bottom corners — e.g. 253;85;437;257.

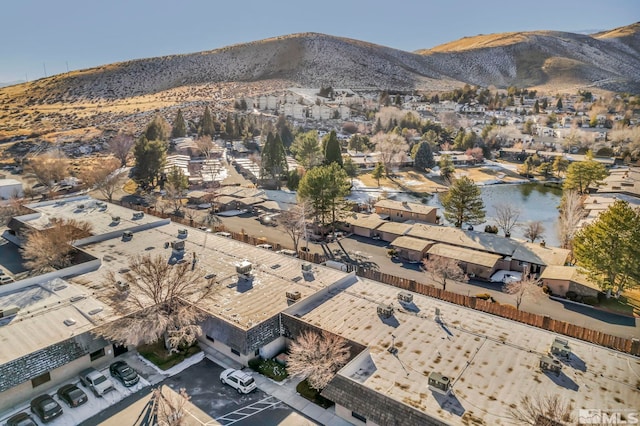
30;394;63;423
57;383;88;407
109;360;140;387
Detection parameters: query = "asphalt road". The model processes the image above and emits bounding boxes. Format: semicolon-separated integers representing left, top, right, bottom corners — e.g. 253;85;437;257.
208;214;640;340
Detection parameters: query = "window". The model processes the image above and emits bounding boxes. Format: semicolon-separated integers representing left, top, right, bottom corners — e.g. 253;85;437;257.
352;411;367;423
90;348;105;361
231;348;240;356
31;372;51;388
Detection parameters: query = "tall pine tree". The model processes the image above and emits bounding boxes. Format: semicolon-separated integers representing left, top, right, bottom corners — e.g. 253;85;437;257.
199;106;215;137
171;109;187;139
323;130;343;166
260;132;288;189
413;141;435;170
439;176;485;228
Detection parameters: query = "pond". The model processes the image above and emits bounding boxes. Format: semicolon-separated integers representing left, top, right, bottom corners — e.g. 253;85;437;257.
350;182;564;247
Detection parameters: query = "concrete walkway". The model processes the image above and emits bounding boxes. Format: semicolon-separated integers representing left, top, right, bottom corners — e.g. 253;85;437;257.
199;342;353;426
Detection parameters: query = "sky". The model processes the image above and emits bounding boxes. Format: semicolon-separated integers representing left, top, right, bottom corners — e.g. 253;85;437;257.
0;0;638;83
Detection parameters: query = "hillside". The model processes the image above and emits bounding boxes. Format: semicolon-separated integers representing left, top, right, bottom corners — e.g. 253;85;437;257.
0;24;638;140
417;24;640;91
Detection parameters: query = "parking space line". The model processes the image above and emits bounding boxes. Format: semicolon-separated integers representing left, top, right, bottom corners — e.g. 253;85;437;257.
214;396;282;425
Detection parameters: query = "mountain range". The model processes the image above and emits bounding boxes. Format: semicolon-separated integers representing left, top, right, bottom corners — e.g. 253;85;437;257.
0;23;638;139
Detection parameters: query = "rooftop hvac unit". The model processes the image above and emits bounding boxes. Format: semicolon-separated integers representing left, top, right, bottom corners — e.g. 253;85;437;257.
63;318;76;327
236;260;253;276
550;337;571;359
132;212;144;220
377;303;394;318
428;371;451;394
171;240;185;251
77;204;85;210
539;354;562;376
397;291;413;303
122;231;133;241
178;228;188;237
0;305;19;318
111;216;120;223
301;263;313;272
286;291;301;301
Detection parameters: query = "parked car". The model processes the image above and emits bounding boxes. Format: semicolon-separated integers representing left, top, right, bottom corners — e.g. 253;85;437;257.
79;367;115;396
220;369;257;394
109;360;140;387
30;394;63;423
5;412;37;426
57;383;88;407
0;276;14;285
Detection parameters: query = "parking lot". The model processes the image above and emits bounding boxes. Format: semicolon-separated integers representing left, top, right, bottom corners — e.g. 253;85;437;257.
163;358;310;426
0;363;149;426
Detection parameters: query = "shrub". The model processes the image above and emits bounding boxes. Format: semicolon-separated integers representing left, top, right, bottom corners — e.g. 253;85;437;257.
476;293;492;300
296;379;333;408
583;296;598;306
597;291;607;302
541;285;550;294
565;291;578;301
484;225;499;234
249;357;288;382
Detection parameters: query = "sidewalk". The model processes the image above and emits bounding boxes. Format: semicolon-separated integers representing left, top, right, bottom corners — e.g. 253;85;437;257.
199;342;353;426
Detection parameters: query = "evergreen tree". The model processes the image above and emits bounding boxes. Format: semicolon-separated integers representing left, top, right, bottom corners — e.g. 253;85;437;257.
260;132;288;189
276;115;295;149
439;176;485;228
563;160;608;193
171;109;187;139
372;162;385;186
290;130;322;169
413;141;435;170
438;154;456;183
541;98;548;110
573;200;640;293
224;113;235;140
287;169;301;191
373;118;383;134
533;100;540;114
348;134;370;153
144;114;171;142
199;106;215;137
342;157;358;185
324;130;343;166
133;137;166;189
556;98;563;110
297;163;350;227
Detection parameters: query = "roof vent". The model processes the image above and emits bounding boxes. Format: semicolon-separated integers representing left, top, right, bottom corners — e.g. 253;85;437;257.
55;200;66;206
77;204;85;210
428;371;451;394
88;307;104;316
63;318;77;326
115;281;130;292
111;216;120;224
377;303;394;318
70;295;86;302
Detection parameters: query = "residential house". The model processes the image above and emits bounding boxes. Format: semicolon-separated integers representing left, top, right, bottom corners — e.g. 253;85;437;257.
374;221;413;242
340;213;386;238
539;265;600;298
374;200;438;224
427;243;501;280
391;236;433;262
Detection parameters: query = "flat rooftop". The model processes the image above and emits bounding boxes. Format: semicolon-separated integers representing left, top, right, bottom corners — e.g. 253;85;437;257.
294;278;640;425
0;278;110;365
23;196;165;234
75;222;352;330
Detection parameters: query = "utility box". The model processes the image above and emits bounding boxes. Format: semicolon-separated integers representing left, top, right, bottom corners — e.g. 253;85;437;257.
377;303;394;318
397;291;413;303
539;355;562;376
428;372;451;394
550;337;571;359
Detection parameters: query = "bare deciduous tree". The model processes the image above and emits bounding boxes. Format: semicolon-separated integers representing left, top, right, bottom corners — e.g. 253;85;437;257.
372;133;408;175
81;158;122;202
524;221;546;243
28;150;68;193
558;190;584;250
21;219;92;273
280;201;312;253
287;330;350;391
109;130;135;167
98;254;218;351
194;135;214;159
151;386;191;426
493;203;521;237
0;196;28;226
503;273;542;310
423;255;467;291
508;393;573;425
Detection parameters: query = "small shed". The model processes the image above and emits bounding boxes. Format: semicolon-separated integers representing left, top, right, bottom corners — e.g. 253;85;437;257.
0;179;23;199
428;372;451;394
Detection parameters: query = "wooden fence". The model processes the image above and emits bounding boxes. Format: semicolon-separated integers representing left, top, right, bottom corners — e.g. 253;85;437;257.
112;200;640;356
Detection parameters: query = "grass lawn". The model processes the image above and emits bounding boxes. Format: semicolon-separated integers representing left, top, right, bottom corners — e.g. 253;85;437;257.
598;291;640;317
137;340;202;370
248;358;288;382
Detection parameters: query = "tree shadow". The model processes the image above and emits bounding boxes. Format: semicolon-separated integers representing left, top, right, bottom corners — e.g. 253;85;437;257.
431;390;465;417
